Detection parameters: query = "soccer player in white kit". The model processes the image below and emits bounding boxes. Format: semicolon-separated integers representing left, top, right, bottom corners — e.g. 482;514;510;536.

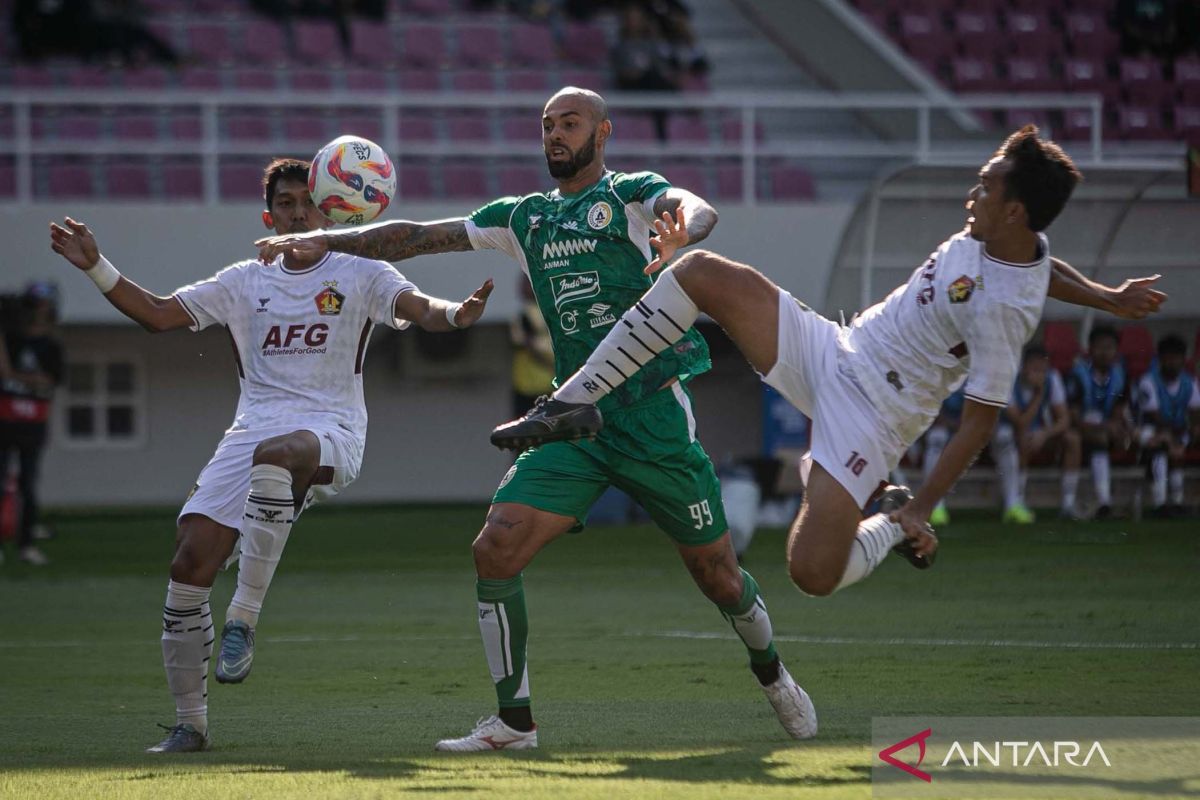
494;126;1167;708
48;158;494;754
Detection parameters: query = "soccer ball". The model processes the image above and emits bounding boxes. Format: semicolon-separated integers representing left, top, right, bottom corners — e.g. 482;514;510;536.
309;135;396;225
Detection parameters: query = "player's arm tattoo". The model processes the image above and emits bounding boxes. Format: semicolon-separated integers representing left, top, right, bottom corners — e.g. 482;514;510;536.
324;219;473;262
653;189;719;246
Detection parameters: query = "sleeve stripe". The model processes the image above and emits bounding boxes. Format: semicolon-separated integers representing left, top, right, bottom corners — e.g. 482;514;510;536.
389;285;416;330
964;392;1008;409
175;295;200;330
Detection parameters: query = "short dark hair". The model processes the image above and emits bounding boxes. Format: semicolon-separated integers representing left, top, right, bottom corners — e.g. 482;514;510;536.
1023;344;1048;363
1089;325;1119;347
997;125;1082;232
262;158;311;208
1158;334;1187;357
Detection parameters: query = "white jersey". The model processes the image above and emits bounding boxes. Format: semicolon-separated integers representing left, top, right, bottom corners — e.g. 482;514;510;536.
841;232;1051;444
174;252;417;440
1136;372;1200;414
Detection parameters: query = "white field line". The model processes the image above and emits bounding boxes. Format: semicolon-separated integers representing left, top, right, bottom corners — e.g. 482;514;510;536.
1;630;1196;651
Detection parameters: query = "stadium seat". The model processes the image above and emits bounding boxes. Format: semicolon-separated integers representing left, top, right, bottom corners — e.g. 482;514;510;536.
1004;56;1059;91
719;116;766;144
283;111;331;143
286;69;336;92
953;10;1000;56
398;115;437;141
187;23;233;65
497;164;543;196
1176;56;1200;92
1005;10;1054;56
950;57;1002;92
58;113;104;141
223;113;272;141
1119;325;1154;380
234;68;278;91
443;164;489;198
180;68;223;90
511;23;556;68
113;112;161;141
609;113;657;142
13;65;56;89
0;161;15;197
507;70;552;92
501;114;535;143
46;161;95;198
899;11;943;55
335;109;385;142
65;66;113;89
105;160;153;198
1117;106;1167;140
661;163;709;195
402;0;454;15
558;69;607;91
122;67;171;90
399;163;435;199
447;114;493;141
241;21;288;65
1005;108;1052;132
162;161;204;199
169;111;204;141
340;68;391;93
769;163;817;200
402;26;447;68
348;20;396;67
1120;58;1173;107
451;70;497;92
562;22;609;68
1043;321;1081;373
294;20;344;65
714;163;744;201
1174;104;1200;136
457;26;504;68
666;113;711;143
398;70;441;92
218;159;266;199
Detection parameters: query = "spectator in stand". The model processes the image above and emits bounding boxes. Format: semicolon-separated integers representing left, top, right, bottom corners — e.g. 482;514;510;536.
1136;334;1199;517
611;2;680;141
1116;0;1199;58
992;345;1081;523
0;282;64;566
14;0;178;65
1067;326;1131;519
250;0;386;58
656;0;709;77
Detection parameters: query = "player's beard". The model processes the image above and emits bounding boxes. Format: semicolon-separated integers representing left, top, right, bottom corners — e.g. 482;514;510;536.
546;136;597;179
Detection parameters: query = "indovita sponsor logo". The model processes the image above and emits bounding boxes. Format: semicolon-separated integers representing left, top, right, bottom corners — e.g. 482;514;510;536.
550;271;601;311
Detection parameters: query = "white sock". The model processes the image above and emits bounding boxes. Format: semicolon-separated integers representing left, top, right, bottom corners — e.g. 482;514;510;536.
1062;469;1079;511
726;595;775;652
1091;451;1112;505
835;514;904;591
1151;451;1169;507
162;580;213;734
993;427;1020;509
554;268;698;404
1170;468;1185;505
228;464;295;628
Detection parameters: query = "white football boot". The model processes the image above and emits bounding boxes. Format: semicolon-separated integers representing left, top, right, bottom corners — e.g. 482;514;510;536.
762;665;818;739
435;715;538;752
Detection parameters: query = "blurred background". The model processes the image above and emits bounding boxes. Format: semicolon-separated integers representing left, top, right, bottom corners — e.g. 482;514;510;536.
0;0;1196;534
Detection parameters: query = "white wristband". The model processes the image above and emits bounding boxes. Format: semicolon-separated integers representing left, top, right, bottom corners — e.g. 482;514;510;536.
445;303;463;328
85;255;121;293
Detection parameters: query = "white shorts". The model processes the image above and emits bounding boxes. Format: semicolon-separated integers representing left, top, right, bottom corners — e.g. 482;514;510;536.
763;291;907;508
179;424;362;532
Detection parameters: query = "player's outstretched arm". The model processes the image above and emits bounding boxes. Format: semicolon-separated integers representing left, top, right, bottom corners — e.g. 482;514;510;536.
49;218;192;333
1048;257;1167;319
643;189;719;275
394;279;494;332
256;218;472;264
897;399;1001;538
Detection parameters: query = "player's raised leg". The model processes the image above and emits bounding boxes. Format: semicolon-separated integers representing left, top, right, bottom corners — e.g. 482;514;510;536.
435;502;574;752
492;249;781;448
148;515;237;753
217;430;320;684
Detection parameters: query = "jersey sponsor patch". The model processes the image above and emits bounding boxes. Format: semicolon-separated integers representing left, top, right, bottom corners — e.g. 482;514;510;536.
315;282;346;316
947;275;975;303
550;271;601;311
587;201;613;230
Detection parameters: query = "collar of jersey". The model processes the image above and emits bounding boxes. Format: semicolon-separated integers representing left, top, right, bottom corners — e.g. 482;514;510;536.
276;251;332;275
551;170;611;200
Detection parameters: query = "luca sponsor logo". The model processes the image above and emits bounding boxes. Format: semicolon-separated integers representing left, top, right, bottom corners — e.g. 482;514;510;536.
551;271;601;311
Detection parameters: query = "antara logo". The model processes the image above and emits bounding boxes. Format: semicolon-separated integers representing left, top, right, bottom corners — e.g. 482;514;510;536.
542;239;598;260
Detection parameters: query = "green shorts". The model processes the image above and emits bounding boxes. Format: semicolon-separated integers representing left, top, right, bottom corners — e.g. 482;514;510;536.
492;384;727;546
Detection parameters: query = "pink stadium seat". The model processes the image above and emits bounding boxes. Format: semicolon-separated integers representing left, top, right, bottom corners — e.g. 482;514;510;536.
287;69;335;91
106;161;152;198
398;115;437;141
403;0;454;15
457;26;504;68
720;117;766;144
1175;105;1200;136
180;68;222;90
1060;107;1098;140
294;20;343;64
163;162;204;199
443;164;489;198
950;56;1001;91
398;70;441;92
122;67;170;90
335;109;384;141
1120;56;1165;85
284;112;330;142
1005;108;1052;132
680;73;711;93
1043;321;1080;373
187;23;233;65
349;20;396;67
234;68;278;91
0;161;15;197
223;113;272;141
399;163;435;199
899;11;943;56
1005;56;1059;91
447;115;492;141
65;66;112;89
563;22;608;68
609;113;657;142
113;113;160;140
1119;325;1155;380
402;26;447;68
511;23;556;68
1005;10;1050;37
666;114;710;143
507;71;551;92
452;70;496;92
219;159;265;199
662;163;708;195
714;164;744;200
47;162;95;198
770;163;816;200
1120;58;1173;107
497;164;543;196
58;113;104;140
170;112;203;140
501;114;535;142
1176;57;1200;86
559;69;607;91
341;68;390;92
1117;106;1166;140
953;10;1001;55
241;21;288;65
1063;57;1106;93
13;66;55;88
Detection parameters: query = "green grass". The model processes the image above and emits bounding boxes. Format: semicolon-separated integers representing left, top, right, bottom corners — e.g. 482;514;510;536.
1;506;1197;799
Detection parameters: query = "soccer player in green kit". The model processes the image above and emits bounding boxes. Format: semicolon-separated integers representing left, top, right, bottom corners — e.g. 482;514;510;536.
255;87;815;750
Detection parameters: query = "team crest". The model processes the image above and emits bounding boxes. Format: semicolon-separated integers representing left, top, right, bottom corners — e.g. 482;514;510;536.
587;201;612;230
947;275;975;303
315;282;346;316
498;464;518;489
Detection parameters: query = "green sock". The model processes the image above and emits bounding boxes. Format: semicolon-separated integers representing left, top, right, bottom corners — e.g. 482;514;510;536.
718;568;778;666
476;575;531;709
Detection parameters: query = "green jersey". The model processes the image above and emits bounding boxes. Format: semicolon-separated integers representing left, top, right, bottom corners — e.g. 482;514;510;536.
466;170;710;412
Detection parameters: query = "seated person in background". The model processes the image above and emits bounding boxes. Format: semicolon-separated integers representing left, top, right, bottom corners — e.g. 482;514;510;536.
992;345;1081;523
921;389;965;527
1136;334;1199;517
1067;325;1130;519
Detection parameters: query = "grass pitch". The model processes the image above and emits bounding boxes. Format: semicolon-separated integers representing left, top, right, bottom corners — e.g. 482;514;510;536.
0;506;1197;799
